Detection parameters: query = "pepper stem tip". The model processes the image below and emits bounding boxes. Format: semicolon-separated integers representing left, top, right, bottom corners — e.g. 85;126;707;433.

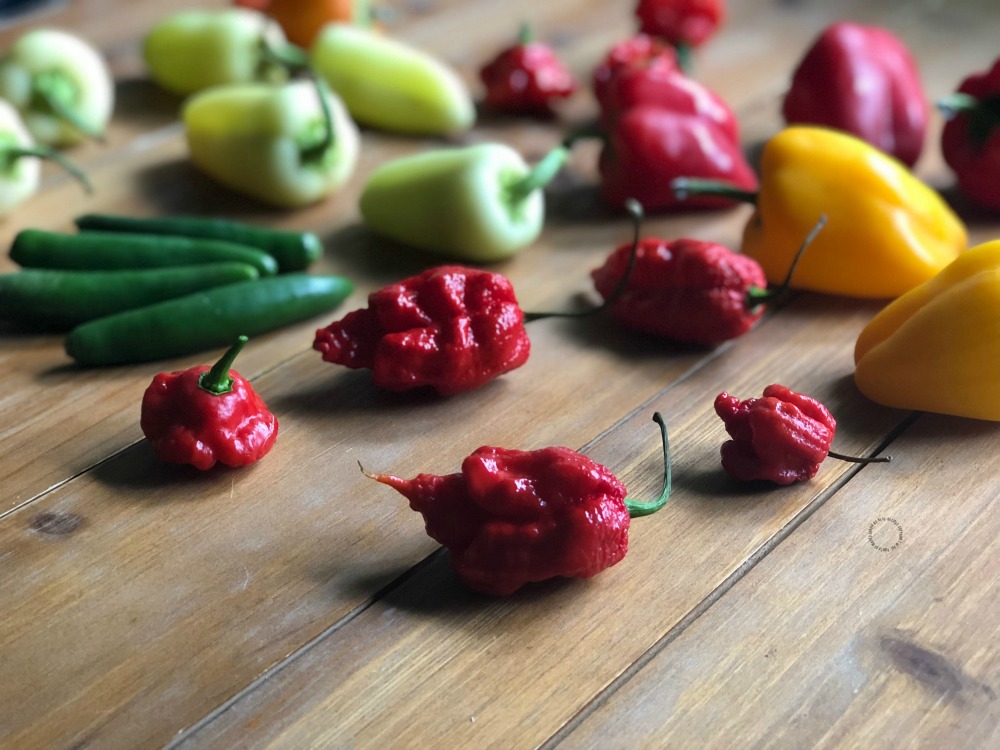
827;450;891;465
624;411;672;518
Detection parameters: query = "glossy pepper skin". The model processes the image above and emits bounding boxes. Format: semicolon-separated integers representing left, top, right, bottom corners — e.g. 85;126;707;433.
183;79;359;208
782;22;927;167
591;235;767;344
372;445;630;595
310;23;475;136
600;103;757;211
360;143;567;262
144;9;290;96
140;337;278;470
714;384;835;485
736;126;965;298
0;28;114;146
479;26;576;116
314;266;530;395
940;58;1000;211
635;0;725;48
854;239;1000;422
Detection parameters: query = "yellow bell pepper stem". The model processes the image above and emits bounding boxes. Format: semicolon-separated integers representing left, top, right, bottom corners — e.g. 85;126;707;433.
854;240;1000;421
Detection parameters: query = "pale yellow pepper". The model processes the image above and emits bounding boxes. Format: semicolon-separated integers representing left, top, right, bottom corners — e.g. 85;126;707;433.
737;126;967;298
854;239;1000;421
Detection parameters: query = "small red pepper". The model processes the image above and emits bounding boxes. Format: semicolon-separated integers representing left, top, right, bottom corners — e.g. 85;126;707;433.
940;57;1000;211
140;336;278;470
714;384;888;485
367;413;671;595
782;22;927;167
635;0;725;69
479;23;576;116
592;34;677;114
590;214;823;344
313;266;530;395
598;103;758;211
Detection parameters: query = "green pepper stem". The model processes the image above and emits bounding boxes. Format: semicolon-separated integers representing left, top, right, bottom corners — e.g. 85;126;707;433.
506;144;571;205
744;214;827;310
523;198;643;323
199;336;249;395
301;73;336;163
32;71;104;142
1;144;92;193
518;21;533;45
827;450;891;464
936;92;980;119
674;41;692;73
671;177;758;205
624;412;672;518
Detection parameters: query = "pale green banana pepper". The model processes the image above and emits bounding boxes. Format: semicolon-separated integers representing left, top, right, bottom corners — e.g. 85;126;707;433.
144;9;292;96
0;28;114;146
310;23;474;136
359;143;569;261
184;79;359;208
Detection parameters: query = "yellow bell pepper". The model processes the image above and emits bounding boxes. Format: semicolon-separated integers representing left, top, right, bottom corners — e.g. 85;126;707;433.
676;126;967;298
854;239;1000;421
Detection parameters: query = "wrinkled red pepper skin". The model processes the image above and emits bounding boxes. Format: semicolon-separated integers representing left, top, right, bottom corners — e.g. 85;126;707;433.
140;366;278;470
782;22;927;167
599;104;758;211
479;39;576;115
313;266;530;395
635;0;725;48
592;236;767;343
374;445;630;595
714;384;835;485
941;58;1000;211
592;34;678;113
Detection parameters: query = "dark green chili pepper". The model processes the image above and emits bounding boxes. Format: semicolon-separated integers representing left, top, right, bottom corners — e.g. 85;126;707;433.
10;229;278;276
65;273;354;366
0;262;259;330
73;213;322;272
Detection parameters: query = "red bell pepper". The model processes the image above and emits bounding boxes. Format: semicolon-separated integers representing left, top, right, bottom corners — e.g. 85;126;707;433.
367;413;671;595
782;21;927;167
313;266;530;395
479;23;576;116
940;57;1000;211
140;336;278;470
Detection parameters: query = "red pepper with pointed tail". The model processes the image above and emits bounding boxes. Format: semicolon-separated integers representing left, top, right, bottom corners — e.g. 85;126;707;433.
782;22;927;167
367;414;671;595
313;266;530;395
479;23;576;116
940;57;1000;211
140;336;278;470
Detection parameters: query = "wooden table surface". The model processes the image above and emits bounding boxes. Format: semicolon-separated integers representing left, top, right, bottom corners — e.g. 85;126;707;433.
2;0;999;747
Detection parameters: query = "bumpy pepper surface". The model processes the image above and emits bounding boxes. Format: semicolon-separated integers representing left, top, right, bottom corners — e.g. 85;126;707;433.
854;239;1000;421
592;34;677;110
183;79;359;207
0;28;114;146
313;266;530;395
591;235;767;344
940;57;1000;212
479;26;576;115
691;126;966;298
714;384;835;485
140;337;278;470
782;22;927;167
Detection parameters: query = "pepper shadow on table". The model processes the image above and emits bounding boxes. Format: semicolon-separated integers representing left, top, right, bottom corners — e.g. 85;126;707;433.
316;223;445;286
108;78;184;129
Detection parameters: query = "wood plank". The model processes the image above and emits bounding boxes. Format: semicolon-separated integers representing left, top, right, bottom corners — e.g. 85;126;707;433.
556;412;1000;749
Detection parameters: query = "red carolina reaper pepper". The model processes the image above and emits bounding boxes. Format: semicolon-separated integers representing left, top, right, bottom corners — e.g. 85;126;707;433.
592;34;677;114
140;336;278;470
940;57;1000;211
313;266;530;395
782;22;927;167
714;384;888;485
479;23;576;116
635;0;725;51
367;413;671;595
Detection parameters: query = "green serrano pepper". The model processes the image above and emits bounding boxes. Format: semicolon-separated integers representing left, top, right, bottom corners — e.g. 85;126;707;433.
0;262;259;330
74;213;322;272
10;229;278;276
65;273;354;366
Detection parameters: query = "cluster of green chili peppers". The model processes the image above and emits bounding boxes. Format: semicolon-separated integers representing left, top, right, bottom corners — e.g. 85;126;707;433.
0;214;353;365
